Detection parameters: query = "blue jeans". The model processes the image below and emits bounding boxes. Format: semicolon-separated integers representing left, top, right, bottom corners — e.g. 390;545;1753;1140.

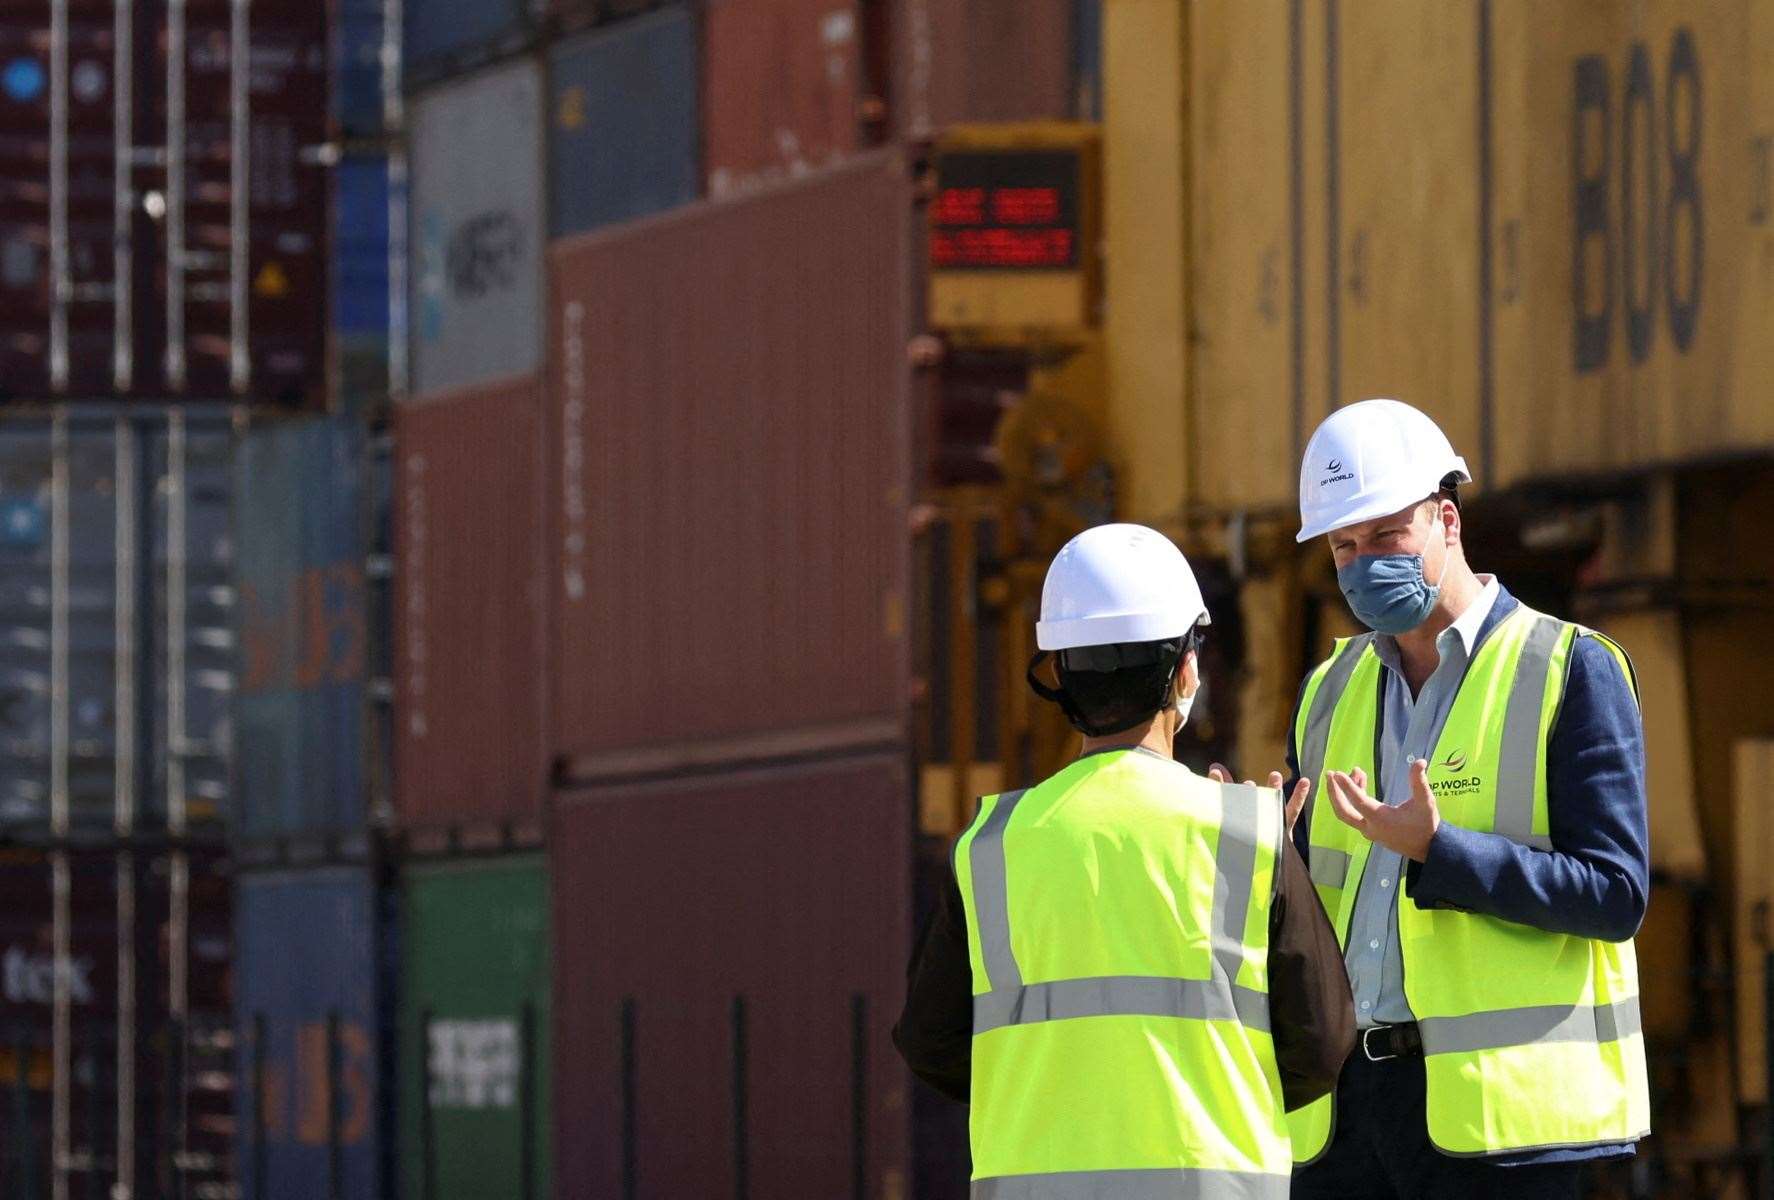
1291;1051;1584;1199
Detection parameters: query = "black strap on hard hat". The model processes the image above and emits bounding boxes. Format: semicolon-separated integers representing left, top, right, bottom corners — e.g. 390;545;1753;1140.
1026;633;1191;739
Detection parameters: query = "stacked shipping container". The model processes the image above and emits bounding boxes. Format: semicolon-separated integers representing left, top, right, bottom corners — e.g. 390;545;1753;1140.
389;11;563;1200
388;4;1099;1192
0;0;337;406
546;151;914;1191
387;4;1097;1196
228;0;400;1195
399;856;550;1200
0;847;232;1197
553;755;909;1195
0;407;240;1199
546;155;911;773
232;412;392;1200
235;866;391;1200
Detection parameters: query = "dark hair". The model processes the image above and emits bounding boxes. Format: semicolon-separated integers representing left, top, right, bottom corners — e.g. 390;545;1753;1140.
1054;628;1201;736
1437;472;1462;511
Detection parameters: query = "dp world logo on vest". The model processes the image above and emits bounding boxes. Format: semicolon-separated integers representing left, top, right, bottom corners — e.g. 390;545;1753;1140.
1318;458;1355;487
1435;749;1483;793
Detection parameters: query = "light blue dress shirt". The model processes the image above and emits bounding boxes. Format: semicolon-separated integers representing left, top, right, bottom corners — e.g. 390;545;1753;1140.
1343;576;1500;1027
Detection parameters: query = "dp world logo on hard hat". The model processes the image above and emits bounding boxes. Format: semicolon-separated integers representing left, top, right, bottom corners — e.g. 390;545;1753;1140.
1319;457;1355;487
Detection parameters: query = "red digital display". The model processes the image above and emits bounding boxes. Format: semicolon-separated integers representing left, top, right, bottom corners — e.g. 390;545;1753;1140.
930;150;1081;272
931;228;1076;269
990;187;1061;225
930;187;985;225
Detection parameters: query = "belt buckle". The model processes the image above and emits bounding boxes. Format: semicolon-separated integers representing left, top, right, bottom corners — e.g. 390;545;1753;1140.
1361;1025;1399;1063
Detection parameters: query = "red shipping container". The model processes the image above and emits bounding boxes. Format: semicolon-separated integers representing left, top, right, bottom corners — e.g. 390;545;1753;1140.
548;152;911;776
393;377;547;829
0;847;232;1196
0;0;329;405
896;0;1077;137
551;752;912;1197
702;0;863;198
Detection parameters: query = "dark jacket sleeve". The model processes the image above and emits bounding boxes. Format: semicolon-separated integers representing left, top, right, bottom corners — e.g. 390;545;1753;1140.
1406;633;1650;941
892;867;973;1102
1285;673;1312;859
891;828;1358;1112
1268;838;1357;1110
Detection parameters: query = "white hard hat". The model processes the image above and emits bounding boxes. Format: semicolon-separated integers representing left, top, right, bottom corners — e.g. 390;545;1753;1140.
1296;399;1472;543
1036;523;1210;651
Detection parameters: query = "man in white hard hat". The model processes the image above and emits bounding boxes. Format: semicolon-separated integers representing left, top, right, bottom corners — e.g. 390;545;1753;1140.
1277;399;1650;1198
895;523;1354;1198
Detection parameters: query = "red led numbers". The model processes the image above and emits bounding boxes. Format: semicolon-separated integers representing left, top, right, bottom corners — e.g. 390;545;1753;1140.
930;151;1080;271
930;187;986;225
989;187;1061;225
930;228;1075;269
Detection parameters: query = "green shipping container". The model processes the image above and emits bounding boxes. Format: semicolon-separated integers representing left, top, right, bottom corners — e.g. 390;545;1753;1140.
400;855;550;1199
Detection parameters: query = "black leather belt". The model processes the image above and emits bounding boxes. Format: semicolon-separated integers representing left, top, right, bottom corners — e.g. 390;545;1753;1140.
1361;1022;1423;1061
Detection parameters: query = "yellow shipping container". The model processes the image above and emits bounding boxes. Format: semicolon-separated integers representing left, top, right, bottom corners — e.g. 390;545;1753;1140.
1105;0;1774;520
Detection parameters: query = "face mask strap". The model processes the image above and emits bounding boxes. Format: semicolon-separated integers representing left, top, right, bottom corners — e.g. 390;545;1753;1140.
1026;651;1088;729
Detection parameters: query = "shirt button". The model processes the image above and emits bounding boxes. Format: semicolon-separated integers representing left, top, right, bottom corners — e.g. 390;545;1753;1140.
1360;1000;1372;1011
1381;877;1392;889
1369;939;1381;951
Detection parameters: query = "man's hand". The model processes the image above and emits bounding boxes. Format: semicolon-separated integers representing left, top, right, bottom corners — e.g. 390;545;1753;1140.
1323;759;1441;862
1208;764;1312;838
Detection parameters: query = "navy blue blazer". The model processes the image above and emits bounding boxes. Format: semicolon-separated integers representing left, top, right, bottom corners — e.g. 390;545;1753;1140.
1286;586;1651;1164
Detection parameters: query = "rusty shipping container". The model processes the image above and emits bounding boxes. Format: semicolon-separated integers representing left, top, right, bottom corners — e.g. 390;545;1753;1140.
551;753;911;1197
0;0;330;405
392;378;546;831
703;0;869;198
896;0;1081;139
1111;1;1774;518
548;153;910;775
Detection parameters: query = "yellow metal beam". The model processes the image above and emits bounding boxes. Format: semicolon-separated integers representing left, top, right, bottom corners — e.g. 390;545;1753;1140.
1102;0;1189;525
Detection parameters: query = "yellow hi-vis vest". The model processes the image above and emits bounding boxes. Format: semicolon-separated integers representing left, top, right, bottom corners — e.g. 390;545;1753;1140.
1286;604;1650;1163
954;747;1294;1199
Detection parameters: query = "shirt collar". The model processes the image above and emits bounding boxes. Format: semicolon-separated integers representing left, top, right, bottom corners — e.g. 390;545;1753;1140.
1374;574;1501;671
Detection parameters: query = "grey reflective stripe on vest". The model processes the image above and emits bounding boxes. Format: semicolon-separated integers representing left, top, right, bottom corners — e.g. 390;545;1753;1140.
1211;782;1262;987
1493;614;1566;849
968;778;1268;1035
973;1167;1291;1199
974;975;1271;1036
1298;634;1376;799
1308;847;1351;889
970;789;1030;992
1418;998;1643;1055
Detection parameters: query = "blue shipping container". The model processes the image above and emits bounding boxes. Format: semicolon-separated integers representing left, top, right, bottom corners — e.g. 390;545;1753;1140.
548;6;699;238
334;0;387;137
405;0;530;84
335;155;392;338
235;417;367;841
0;410;234;830
236;867;391;1200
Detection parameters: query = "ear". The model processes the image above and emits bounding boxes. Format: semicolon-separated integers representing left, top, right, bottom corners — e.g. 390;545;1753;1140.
1177;648;1201;699
1437;496;1462;550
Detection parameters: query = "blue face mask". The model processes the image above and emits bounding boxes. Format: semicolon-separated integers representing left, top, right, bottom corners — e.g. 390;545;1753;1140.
1337;554;1441;634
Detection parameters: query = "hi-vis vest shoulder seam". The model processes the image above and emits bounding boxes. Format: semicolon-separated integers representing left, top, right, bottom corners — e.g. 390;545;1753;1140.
1285;606;1651;1162
954;750;1293;1196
